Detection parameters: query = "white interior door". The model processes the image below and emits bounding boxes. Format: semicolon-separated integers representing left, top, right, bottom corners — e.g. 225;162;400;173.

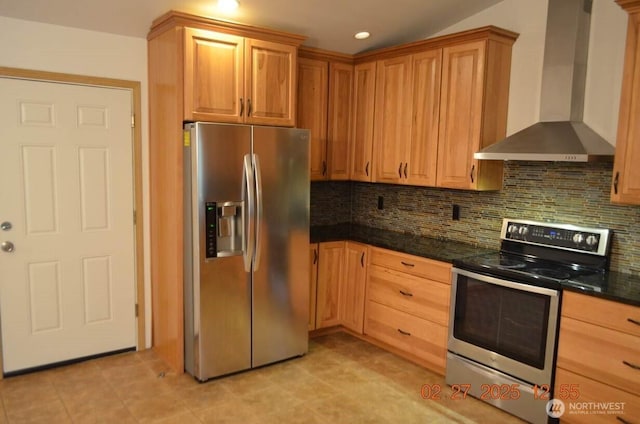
0;78;136;374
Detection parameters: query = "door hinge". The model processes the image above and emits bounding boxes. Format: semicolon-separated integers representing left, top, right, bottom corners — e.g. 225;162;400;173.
133;210;136;225
135;303;139;317
131;114;135;128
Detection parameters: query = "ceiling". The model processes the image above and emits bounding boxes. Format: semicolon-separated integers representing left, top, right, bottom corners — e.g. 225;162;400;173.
0;0;504;54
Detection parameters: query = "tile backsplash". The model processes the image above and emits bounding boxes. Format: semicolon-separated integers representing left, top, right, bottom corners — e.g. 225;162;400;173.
311;162;640;274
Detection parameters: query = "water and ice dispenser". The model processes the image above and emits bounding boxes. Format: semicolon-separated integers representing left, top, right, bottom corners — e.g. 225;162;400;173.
205;201;244;258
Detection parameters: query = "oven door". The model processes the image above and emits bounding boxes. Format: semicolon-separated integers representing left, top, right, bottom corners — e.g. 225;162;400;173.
448;268;560;386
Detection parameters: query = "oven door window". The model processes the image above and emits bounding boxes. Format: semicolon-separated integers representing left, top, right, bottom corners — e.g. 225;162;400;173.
453;275;551;369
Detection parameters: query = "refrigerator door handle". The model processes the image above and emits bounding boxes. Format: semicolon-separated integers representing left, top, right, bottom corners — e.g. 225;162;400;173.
243;154;255;272
253;153;263;271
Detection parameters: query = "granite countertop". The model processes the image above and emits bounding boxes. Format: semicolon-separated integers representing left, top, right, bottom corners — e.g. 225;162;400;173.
310;223;496;264
311;223;640;307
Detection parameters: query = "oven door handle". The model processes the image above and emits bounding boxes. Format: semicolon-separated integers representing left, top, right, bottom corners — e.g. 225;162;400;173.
451;268;560;297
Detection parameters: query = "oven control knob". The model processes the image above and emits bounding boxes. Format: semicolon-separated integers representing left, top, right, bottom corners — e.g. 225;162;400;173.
573;233;584;244
518;226;529;236
586;235;598;247
507;224;519;235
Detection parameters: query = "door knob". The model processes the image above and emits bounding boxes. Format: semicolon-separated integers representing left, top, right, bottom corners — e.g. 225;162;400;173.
1;241;14;252
0;222;11;231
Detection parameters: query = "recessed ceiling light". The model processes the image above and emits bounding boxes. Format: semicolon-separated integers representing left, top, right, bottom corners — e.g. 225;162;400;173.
354;31;370;40
218;0;239;13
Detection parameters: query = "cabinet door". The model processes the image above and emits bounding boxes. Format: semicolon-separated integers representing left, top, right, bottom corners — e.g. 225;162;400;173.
350;62;376;182
612;10;640;204
406;49;442;187
437;41;486;189
245;39;297;126
316;241;345;328
373;56;412;184
328;62;353;180
184;28;244;123
298;58;328;181
309;244;319;330
340;242;367;334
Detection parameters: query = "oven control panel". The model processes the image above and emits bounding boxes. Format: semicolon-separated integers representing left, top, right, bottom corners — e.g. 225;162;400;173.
501;219;611;256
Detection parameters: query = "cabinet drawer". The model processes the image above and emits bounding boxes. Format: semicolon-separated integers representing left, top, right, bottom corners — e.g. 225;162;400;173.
562;291;640;337
370;247;451;283
556;368;640;423
557;316;640;396
367;264;449;325
364;300;446;372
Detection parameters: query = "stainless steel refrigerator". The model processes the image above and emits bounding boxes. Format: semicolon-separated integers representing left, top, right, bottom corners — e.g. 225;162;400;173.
183;122;310;381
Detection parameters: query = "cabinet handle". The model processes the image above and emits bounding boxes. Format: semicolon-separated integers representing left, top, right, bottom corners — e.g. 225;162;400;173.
400;261;415;267
616;417;633;424
247;98;252;117
403;163;408;178
239;98;244;116
614;171;620;195
365;162;369;176
322;161;327;176
360;252;365;267
398;162;403;178
622;360;640;371
313;249;318;265
399;290;413;297
397;329;411;336
470;165;475;183
628;318;640;326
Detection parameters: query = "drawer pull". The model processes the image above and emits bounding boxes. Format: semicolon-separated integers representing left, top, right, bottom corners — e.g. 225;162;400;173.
616;417;633;424
400;261;415;267
397;328;411;336
399;290;413;297
622;360;640;371
628;318;640;326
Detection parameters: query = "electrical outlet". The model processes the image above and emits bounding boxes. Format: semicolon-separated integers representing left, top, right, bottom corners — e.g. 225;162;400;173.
378;196;384;210
452;204;460;220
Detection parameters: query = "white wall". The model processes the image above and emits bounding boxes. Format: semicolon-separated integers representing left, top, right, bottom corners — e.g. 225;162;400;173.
430;0;628;145
0;16;152;348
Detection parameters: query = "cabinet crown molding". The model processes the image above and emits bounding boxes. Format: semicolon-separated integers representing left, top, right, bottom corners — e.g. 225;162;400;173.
148;10;306;45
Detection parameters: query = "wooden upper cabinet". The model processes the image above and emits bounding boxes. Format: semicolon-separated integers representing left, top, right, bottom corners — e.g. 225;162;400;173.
437;37;513;190
245;39;297;126
407;49;442;186
373;56;413;184
184;28;244;123
183;27;298;126
612;1;640;204
327;62;353;180
297;57;329;180
350;62;377;181
372;50;442;186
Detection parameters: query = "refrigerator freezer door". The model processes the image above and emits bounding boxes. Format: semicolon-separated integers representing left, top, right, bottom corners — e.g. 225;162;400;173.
251;126;310;368
185;123;252;380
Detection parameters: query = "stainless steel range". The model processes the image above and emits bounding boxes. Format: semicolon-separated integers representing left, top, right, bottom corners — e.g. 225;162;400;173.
446;219;612;424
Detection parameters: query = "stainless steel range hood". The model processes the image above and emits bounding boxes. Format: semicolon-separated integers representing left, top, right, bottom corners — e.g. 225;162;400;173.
475;0;615;162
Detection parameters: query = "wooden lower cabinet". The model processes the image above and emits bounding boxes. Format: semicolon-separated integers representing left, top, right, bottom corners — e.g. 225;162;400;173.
555;368;640;424
315;241;345;328
340;242;368;333
314;241;368;333
555;291;640;423
364;247;451;374
365;301;447;373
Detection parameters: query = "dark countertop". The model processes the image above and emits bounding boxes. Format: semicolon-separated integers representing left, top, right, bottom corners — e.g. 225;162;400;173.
311;223;496;264
311;224;640;308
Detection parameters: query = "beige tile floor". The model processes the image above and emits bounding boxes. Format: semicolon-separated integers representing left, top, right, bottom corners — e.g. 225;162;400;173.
0;332;525;423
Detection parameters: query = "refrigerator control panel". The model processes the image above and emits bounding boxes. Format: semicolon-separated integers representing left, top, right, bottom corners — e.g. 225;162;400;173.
205;202;217;258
